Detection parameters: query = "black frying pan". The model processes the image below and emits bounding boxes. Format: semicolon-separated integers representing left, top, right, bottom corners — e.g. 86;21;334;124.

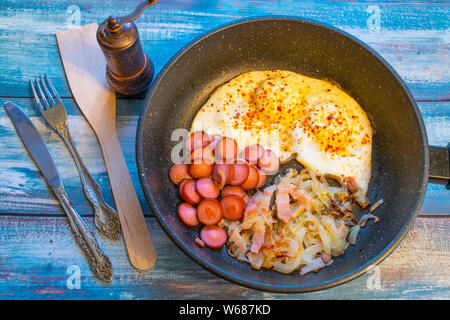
136;17;449;293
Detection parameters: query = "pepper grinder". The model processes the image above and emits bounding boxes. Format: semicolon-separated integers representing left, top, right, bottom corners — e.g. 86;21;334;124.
97;0;157;95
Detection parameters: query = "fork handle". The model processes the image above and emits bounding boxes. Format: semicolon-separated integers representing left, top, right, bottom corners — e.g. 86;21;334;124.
59;126;121;240
50;185;113;282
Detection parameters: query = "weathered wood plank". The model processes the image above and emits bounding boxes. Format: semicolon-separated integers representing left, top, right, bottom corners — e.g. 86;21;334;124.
0;215;448;299
0;0;448;100
0;0;448;303
0;98;448;215
0;97;150;216
0;0;448;302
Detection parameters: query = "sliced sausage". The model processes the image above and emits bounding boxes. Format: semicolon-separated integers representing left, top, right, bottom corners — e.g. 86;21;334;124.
190;146;215;164
240;144;264;164
177;203;199;227
189;162;213;179
257;149;280;174
180;179;202;205
195;178;220;199
211;163;234;187
196;199;223;225
255;168;267;188
215;137;238;163
221;195;246;221
207;134;222;151
169;163;191;185
222;186;248;203
240;165;259;190
178;179;189;194
186;130;211;152
229;163;249;186
225;163;235;184
200;225;228;249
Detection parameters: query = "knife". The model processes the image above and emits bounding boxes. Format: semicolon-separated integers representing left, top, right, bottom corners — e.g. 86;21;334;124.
4;101;113;282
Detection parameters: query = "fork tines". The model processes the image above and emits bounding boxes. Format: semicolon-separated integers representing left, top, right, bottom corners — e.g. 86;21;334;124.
30;74;62;111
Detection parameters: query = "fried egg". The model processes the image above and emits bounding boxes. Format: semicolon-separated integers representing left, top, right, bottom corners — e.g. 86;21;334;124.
190;70;372;204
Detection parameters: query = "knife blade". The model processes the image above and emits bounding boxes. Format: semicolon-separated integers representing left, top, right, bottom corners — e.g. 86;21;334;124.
4;101;63;188
4;101;113;281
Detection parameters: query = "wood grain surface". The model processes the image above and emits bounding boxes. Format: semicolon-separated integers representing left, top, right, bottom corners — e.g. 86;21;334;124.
1;0;448;100
0;0;448;299
0;216;448;299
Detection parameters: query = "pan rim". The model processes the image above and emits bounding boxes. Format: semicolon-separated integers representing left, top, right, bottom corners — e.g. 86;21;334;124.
136;16;429;293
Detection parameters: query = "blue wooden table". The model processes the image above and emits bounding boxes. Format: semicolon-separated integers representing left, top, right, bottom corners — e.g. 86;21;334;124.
0;0;449;299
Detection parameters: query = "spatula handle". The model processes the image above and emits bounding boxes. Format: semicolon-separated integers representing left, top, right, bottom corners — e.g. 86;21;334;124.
98;130;157;270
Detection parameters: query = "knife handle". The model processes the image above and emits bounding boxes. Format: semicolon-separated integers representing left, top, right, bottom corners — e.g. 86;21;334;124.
51;185;113;282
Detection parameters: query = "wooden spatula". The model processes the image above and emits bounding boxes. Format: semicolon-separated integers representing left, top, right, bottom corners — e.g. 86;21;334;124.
56;23;156;270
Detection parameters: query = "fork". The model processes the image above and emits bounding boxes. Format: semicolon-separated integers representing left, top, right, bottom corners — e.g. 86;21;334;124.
31;74;121;240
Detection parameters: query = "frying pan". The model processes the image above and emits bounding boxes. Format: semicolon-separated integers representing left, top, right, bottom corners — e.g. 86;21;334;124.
136;17;450;293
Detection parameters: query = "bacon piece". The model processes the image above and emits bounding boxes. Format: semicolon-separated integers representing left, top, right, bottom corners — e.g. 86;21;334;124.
276;183;311;220
250;219;265;254
258;185;277;224
260;185;276;210
277;182;290;194
344;177;359;193
261;232;275;256
276;184;292;223
243;192;262;222
194;237;205;248
286;183;311;205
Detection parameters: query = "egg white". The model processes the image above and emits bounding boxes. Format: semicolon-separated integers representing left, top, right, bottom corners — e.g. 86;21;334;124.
190;70;372;201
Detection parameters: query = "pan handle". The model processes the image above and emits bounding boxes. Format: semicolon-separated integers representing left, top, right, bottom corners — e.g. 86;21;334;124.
429;143;450;189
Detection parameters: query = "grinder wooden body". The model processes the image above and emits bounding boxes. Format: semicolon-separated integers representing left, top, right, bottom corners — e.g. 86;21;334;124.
96;1;157;95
